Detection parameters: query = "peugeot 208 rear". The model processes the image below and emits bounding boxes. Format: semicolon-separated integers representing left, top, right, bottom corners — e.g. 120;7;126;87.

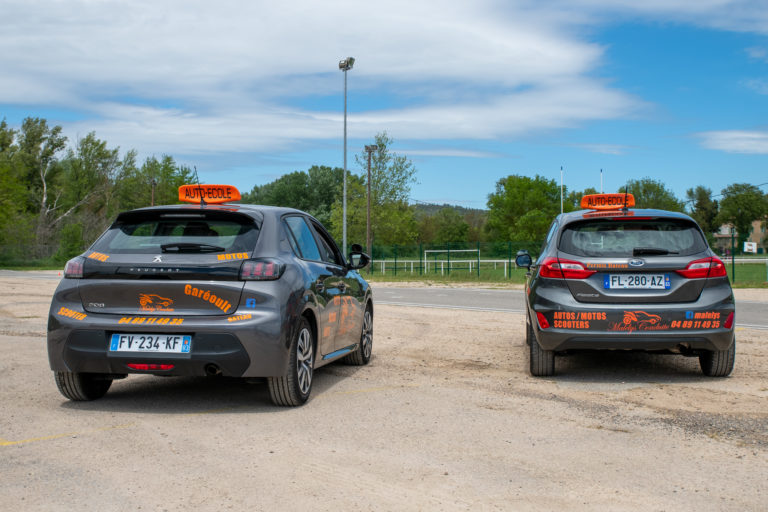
516;193;735;377
47;185;373;406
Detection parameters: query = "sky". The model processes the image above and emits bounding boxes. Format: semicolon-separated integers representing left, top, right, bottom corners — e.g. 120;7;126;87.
1;0;767;209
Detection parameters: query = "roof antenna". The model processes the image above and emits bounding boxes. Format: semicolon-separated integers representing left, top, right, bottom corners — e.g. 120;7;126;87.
193;166;206;208
622;186;629;211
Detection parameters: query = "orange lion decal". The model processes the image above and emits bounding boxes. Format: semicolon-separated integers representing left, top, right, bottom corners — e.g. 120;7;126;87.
139;293;175;312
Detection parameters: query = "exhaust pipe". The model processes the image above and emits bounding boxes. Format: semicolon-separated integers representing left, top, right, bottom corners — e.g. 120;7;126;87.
204;363;222;376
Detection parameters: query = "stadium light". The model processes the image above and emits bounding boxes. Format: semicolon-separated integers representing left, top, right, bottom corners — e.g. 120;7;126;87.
339;56;355;254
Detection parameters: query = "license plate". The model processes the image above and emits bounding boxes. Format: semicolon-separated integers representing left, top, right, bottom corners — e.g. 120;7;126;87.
110;334;191;353
604;274;670;289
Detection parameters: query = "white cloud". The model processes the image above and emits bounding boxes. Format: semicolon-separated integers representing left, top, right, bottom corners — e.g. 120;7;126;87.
2;0;767;159
698;130;768;154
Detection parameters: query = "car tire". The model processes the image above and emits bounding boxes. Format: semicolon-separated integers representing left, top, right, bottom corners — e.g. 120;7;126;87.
699;339;735;377
55;371;112;401
529;320;555;377
343;304;373;365
268;316;314;406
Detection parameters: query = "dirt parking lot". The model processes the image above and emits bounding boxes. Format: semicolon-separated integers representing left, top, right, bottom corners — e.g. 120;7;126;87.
1;273;766;511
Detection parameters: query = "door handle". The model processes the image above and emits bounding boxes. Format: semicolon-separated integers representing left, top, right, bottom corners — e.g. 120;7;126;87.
315;279;325;292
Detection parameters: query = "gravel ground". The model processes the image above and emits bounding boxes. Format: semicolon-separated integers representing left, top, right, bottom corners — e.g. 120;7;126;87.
1;275;766;511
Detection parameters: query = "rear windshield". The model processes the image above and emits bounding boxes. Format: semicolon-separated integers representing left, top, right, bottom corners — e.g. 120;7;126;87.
559;218;707;258
91;211;260;254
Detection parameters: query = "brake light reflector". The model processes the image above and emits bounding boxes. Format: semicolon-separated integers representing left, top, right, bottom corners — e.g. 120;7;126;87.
536;312;550;329
675;257;727;279
240;259;285;281
538;257;596;279
127;363;174;371
64;257;85;279
724;312;734;329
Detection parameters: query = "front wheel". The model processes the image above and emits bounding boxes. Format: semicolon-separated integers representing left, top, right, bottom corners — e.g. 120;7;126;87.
55;371;112;401
343;304;373;365
699;340;735;377
268;316;314;406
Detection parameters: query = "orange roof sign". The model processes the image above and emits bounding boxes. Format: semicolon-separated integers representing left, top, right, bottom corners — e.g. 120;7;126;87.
580;193;635;210
179;185;241;204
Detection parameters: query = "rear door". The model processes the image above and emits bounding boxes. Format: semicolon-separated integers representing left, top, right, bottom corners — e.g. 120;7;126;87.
556;216;712;304
78;209;260;316
283;215;342;357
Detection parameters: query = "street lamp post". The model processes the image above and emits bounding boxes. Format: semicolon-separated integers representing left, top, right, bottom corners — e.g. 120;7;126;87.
339;56;355;255
364;144;377;256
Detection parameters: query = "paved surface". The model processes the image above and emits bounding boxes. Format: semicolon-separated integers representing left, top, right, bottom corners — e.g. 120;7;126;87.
373;286;768;329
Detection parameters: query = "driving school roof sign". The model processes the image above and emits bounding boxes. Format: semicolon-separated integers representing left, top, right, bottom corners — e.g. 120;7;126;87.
179;185;241;204
580;193;635;210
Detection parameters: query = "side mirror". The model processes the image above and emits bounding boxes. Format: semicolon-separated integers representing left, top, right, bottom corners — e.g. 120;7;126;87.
348;247;370;270
515;250;532;269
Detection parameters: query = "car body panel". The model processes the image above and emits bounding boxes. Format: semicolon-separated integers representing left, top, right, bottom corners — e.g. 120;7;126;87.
521;207;735;356
47;203;372;382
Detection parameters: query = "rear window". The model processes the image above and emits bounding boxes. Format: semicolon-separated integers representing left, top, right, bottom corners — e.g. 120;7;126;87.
559;218;707;258
91;211;260;254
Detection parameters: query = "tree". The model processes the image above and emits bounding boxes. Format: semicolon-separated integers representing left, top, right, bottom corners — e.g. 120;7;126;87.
486;174;564;242
433;207;470;244
685;186;719;237
330;132;419;249
716;183;768;247
623;177;683;211
241;165;344;230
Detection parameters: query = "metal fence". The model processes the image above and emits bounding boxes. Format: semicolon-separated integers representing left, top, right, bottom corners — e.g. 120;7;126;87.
365;241;542;278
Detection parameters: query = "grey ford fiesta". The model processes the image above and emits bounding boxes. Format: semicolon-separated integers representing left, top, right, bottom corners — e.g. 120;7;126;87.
47;185;373;406
516;193;735;378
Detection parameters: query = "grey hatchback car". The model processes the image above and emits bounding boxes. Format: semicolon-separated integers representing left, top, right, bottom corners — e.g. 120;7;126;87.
515;194;735;377
47;185;373;406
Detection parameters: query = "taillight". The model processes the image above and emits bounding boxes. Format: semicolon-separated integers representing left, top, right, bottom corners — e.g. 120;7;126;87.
64;257;85;279
240;259;285;281
676;257;727;279
536;312;550;329
724;312;734;329
538;257;596;279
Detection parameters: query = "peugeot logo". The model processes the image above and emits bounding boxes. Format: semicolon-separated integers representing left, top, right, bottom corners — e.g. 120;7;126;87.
153;255;163;263
629;258;645;267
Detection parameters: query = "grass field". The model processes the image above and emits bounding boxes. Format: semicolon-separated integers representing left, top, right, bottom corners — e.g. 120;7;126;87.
365;260;768;288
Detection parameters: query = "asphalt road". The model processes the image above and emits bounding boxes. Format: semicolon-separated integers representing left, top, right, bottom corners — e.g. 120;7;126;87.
373;286;768;330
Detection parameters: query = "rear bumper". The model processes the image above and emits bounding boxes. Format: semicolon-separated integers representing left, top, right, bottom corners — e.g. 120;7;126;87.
527;283;736;353
47;308;291;378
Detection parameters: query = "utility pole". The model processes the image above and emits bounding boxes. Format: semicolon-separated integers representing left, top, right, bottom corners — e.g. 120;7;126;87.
364;144;377;256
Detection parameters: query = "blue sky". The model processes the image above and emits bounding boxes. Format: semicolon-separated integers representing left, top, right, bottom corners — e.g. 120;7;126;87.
2;0;767;208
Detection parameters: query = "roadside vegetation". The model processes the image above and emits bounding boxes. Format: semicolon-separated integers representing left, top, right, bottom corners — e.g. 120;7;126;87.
1;116;766;284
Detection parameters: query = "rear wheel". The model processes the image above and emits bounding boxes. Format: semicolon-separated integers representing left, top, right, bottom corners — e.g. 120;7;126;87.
699;340;735;377
268;317;314;406
343;304;373;365
528;316;554;376
55;371;112;401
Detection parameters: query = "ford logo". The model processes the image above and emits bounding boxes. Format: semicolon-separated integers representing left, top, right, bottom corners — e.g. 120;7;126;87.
629;258;645;267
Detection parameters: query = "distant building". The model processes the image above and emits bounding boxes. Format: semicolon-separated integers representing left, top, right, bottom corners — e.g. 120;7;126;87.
713;220;766;255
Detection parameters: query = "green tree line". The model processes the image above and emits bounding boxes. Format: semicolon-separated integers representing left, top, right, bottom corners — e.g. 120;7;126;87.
2;117;766;264
0;117;193;263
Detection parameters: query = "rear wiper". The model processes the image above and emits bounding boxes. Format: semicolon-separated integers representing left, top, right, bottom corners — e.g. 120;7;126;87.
632;247;678;256
161;243;225;253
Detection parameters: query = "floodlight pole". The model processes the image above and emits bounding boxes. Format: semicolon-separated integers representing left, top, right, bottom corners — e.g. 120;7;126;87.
339;56;355;255
364;144;377;255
